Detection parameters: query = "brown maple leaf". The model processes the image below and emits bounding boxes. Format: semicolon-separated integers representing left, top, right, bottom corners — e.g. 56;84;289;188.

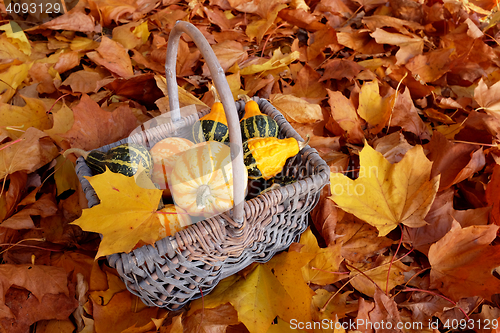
429;223;500;301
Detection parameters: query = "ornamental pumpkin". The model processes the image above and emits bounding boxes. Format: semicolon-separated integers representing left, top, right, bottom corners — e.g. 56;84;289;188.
149;137;195;195
157;204;192;239
239;95;279;141
64;143;153;177
133;204;192;249
169;141;248;217
192;87;229;144
243;136;309;180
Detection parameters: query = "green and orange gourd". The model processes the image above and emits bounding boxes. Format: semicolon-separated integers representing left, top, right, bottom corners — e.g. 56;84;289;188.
239;95;279;141
192;87;229;144
63;143;153;178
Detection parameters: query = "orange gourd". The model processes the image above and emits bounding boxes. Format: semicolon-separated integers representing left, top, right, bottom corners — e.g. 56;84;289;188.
157;204;192;238
149;137;194;195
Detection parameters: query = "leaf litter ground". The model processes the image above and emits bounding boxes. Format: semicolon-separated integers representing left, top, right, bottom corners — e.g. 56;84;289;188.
2;0;500;332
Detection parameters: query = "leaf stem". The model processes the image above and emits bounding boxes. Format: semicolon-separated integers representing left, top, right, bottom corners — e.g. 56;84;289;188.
386;225;404;295
402;287;470;321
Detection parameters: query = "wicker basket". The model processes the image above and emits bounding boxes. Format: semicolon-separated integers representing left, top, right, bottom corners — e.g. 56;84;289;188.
74;21;329;310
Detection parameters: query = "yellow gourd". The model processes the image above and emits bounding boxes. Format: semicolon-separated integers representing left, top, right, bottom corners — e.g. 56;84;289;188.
243;136;309;180
169;141;248;217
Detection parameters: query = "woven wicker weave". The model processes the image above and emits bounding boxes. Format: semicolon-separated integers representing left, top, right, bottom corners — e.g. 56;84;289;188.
75;22;329;310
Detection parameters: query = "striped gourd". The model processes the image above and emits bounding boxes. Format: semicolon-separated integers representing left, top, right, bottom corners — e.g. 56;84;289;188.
243;136;309;180
192;87;229;144
239;95;278;142
64;143;153;177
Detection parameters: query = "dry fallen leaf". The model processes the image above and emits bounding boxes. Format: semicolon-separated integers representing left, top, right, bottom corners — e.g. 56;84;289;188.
87;36;134;78
348;256;410;297
370;28;423;65
474;78;500;120
71;168;164;258
188;265;293;333
357;80;393;135
0;128;59;180
429;223;500;301
0;264;70;319
327;89;365;144
427;131;485;191
270;94;324;123
334;213;393;262
60;94;138;151
329;144;439;236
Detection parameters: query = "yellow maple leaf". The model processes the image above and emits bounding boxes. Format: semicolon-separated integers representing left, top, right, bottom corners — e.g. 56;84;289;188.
264;250;315;323
240;49;300;75
291;228;344;285
71;169;163;258
0;22;31;56
246;4;288;43
357;81;393;135
329;144;439;236
188;265;293;333
347;257;410;297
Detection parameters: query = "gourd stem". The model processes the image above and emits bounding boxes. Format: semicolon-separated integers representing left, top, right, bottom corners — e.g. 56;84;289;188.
196;185;211;209
211;85;220;103
298;135;311;150
63;148;90;159
238;94;251;103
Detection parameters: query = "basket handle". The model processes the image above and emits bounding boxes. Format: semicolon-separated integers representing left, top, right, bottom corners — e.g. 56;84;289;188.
165;21;246;224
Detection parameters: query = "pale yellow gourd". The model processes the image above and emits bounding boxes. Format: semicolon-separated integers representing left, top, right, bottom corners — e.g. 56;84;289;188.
169;141;248;217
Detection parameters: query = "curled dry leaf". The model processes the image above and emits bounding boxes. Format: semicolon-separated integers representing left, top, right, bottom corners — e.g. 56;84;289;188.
1;193;58;229
427;131;485;191
183;303;239;333
334;213;394;262
87;36;134;78
38;8;96;32
372;132;413;163
370;28;424;65
403;188;455;255
240;48;300;75
270;94;323;123
0;128;59;180
390;87;430;140
474;78;500;120
60;94;138;151
327;89;364;144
